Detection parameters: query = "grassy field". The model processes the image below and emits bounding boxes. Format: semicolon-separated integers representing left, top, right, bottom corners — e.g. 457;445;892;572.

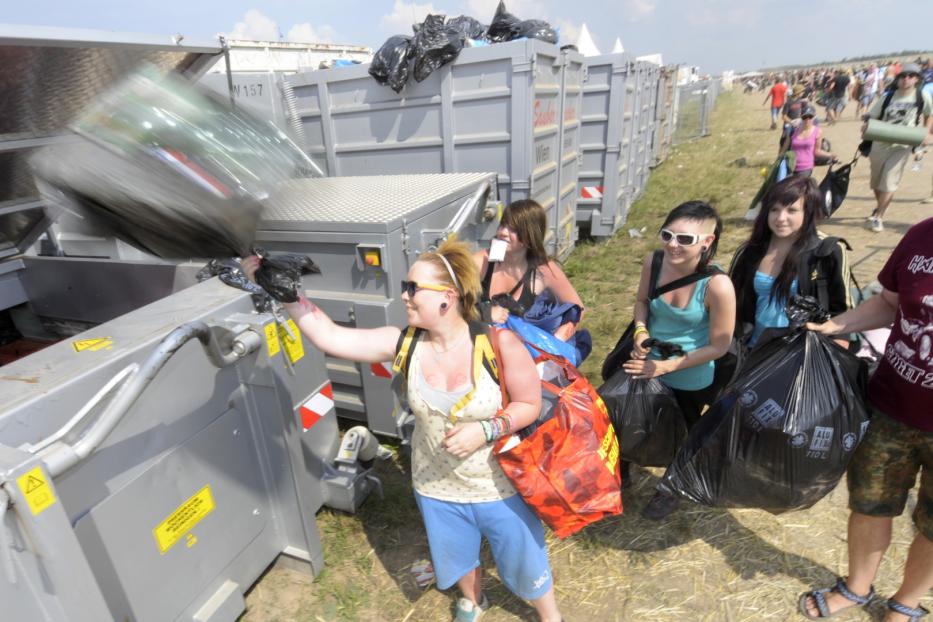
240;90;929;622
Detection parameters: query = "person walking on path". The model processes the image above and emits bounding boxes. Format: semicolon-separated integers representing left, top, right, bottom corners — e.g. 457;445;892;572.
781;104;836;177
764;76;789;130
799;216;933;622
826;69;851;125
863;63;933;232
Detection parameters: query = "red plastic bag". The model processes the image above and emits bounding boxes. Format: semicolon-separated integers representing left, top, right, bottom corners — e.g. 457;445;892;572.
492;333;623;538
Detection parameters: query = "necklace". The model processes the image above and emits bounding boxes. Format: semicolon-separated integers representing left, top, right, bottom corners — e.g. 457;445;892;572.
429;327;470;355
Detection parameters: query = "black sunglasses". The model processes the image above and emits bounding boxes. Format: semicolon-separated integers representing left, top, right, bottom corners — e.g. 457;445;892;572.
400;280;450;297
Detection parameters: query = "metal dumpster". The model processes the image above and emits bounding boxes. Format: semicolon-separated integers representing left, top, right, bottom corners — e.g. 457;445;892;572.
254;172;499;436
577;53;636;238
631;61;659;199
556;48;584;254
288;39;578;260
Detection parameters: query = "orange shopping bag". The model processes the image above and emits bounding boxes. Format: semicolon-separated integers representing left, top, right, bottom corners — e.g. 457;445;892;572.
493;334;623;538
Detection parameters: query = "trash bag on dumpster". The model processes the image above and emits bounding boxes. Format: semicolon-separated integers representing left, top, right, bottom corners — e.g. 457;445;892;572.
197;258;274;312
253;249;322;304
486;1;558;44
662;295;871;513
411;14;465;83
493;333;622;538
31;65;313;258
446;15;487;40
598;340;687;467
369;35;414;93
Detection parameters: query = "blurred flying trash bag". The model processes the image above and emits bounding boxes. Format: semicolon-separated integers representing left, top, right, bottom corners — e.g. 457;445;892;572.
862;119;929;147
31;65;313;258
486;0;558;44
493;334;622;538
197;258;274;312
253;249;322;304
502;315;580;366
369;35;414;93
598;338;687;467
662;295;870;513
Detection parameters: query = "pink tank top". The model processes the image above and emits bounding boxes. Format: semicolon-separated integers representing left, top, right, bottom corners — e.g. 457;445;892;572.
790;128;818;171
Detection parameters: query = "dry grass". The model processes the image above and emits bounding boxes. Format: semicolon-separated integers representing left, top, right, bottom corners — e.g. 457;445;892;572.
240;91;930;622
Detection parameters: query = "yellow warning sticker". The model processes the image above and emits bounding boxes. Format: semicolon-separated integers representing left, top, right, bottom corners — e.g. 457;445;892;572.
153;485;215;555
264;323;281;358
73;337;113;352
17;466;57;516
278;319;304;364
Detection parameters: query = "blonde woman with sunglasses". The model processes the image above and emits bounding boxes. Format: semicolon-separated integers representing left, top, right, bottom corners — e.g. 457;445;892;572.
242;240;563;622
621;201;736;520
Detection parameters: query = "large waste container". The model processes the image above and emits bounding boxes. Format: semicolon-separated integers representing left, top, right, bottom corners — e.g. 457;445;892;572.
254;172;499;436
287;39;578;260
632;61;659;198
556;48;585;253
577;53;636;237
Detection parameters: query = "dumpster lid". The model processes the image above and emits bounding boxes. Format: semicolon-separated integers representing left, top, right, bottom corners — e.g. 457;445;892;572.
260;173;496;234
0;25;224;260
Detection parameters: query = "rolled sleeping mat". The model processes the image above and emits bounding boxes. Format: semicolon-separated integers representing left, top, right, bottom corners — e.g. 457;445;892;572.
863;119;929;147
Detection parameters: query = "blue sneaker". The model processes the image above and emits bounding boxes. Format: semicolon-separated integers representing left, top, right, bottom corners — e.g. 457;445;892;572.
454;595;489;622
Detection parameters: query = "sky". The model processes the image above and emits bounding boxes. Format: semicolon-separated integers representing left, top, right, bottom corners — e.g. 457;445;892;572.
5;0;933;74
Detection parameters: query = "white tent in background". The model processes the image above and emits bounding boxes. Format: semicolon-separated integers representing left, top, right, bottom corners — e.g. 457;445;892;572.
611;38;624;54
575;23;601;57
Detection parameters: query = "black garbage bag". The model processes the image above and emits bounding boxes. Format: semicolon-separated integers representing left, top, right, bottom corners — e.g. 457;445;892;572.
486;1;558;44
446;15;487;40
662;296;870;513
598;370;687;467
411;14;465;83
818;156;856;218
369;35;414;93
197;258;274;312
253;249;322;303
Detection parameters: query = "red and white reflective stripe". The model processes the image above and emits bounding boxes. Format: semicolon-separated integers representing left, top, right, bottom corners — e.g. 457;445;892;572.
580;186;604;199
370;361;393;379
300;382;334;431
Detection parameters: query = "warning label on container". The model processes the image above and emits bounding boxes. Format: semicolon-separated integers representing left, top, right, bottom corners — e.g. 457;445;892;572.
278;319;304;364
72;337;113;352
17;466;57;516
264;323;281;358
153;485;215;555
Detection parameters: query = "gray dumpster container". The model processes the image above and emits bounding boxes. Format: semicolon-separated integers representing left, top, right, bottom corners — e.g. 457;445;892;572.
577;53;637;237
254;172;499;436
556;48;584;252
632;62;658;198
288;39;578;260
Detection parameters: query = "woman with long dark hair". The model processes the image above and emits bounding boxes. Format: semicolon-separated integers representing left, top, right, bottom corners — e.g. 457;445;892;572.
729;175;853;349
622;201;736;519
473;199;584;340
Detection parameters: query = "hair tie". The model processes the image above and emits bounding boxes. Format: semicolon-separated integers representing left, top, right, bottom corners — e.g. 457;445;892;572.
437;253;461;294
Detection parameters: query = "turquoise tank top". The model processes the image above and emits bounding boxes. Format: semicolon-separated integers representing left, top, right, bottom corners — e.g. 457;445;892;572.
648;277;714;391
750;272;798;346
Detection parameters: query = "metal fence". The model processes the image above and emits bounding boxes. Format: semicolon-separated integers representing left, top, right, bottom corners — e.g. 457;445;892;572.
672;79;720;145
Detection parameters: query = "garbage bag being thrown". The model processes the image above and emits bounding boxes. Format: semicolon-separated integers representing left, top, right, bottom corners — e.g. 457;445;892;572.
486;0;558;44
31;65;314;258
661;296;870;513
253;249;322;304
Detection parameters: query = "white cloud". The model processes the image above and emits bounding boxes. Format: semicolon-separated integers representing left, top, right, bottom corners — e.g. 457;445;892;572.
229;9;280;41
227;10;339;43
380;0;439;34
627;0;656;20
287;22;337;43
464;0;545;21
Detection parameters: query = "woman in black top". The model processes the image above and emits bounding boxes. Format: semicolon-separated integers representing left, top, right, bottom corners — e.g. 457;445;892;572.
472;200;584;340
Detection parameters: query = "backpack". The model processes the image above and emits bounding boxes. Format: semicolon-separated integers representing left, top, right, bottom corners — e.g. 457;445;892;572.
858;87;926;156
796;235;857;315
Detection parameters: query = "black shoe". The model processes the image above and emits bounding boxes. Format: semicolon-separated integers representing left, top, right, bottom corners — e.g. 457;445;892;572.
641;490;679;520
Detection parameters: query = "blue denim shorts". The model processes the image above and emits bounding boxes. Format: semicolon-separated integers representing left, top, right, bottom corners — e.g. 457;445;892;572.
414;492;552;600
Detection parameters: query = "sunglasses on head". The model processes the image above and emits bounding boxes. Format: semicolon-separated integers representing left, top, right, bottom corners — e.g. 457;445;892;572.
400;280;450;297
659;229;705;246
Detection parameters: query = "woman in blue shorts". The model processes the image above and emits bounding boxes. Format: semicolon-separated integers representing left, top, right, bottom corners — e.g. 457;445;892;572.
243;239;562;622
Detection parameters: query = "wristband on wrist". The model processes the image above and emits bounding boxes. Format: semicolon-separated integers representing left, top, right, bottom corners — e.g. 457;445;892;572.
479;420;493;443
633;326;649;339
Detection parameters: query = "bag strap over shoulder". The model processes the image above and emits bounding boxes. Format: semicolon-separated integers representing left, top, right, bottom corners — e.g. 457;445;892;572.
393;322;500;387
649;249;724;300
392;325;423;379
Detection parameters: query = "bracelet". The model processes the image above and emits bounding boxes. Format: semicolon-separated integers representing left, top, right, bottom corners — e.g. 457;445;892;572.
479;420;493;443
633;326;650;339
